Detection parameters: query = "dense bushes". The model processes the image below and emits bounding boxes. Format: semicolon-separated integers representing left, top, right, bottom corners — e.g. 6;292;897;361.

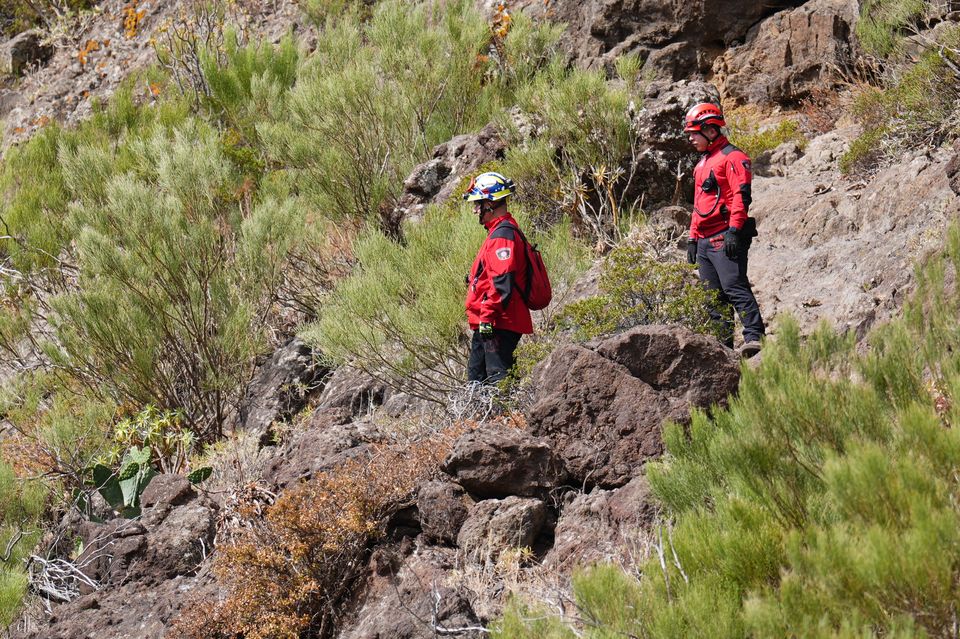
261;0;561;235
495;223;960;638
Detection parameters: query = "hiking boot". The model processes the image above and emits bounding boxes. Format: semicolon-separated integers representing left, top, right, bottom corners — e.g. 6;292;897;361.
738;340;762;359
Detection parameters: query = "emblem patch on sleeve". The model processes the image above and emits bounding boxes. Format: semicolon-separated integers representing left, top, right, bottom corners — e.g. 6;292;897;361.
496;248;511;261
741;160;751;171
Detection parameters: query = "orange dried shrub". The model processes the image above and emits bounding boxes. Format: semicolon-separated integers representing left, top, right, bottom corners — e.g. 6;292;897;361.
171;432;457;639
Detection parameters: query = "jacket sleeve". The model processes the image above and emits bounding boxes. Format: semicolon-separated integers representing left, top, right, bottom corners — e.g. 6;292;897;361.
479;234;522;325
724;152;752;231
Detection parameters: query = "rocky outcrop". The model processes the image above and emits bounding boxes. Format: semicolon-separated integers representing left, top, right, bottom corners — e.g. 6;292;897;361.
545;475;656;571
14;474;216;639
392;123;506;223
495;0;807;74
712;0;858;107
342;546;483;639
628;79;720;207
417;481;474;545
238;337;327;440
442;426;569;499
748;126;960;338
457;496;548;563
527;325;740;488
0;30;52;77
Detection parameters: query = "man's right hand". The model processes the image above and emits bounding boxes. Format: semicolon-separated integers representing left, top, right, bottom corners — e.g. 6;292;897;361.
686;239;698;265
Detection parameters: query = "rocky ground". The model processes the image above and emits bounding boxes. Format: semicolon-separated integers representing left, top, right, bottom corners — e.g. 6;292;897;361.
5;0;960;637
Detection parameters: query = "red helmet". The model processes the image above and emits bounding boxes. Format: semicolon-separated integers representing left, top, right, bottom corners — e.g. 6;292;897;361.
684;102;726;133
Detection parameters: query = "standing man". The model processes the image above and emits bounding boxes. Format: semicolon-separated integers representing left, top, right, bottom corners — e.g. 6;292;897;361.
684;102;765;357
463;171;532;384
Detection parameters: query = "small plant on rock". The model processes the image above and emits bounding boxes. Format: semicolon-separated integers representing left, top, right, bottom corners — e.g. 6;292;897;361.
557;244;721;342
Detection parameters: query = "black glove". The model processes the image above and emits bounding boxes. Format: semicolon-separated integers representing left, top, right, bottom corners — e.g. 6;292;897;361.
686;239;697;265
723;228;740;259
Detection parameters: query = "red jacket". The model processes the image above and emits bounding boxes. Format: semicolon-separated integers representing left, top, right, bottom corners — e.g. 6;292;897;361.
689;135;753;240
466;213;533;334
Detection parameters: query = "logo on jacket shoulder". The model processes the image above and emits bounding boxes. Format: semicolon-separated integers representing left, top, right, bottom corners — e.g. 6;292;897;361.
741;159;751;171
495;248;511;261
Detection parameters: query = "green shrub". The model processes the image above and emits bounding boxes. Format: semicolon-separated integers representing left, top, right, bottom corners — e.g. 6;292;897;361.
0;82;191;274
557;244;721;342
856;0;927;58
201;30;300;146
48;119;301;441
493;565;643;639
0;461;47;627
843;23;960;174
728;117;807;159
495;221;960;638
262;0;561;234
497;61;641;244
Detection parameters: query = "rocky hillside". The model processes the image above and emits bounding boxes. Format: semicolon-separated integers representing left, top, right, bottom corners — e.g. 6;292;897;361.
2;0;960;638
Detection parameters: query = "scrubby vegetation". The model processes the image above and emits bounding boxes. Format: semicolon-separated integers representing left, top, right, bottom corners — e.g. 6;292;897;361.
842;0;960;174
494;222;960;637
172;428;459;639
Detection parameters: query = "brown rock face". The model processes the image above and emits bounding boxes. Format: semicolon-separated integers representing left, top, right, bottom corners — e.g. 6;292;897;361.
545;475;657;571
237;337;327;441
341;546;483;639
392;123;506;223
626;79;721;208
499;0;807;72
417;481;475;545
441;426;569;499
712;0;858;106
527;325;739;488
457;497;548;563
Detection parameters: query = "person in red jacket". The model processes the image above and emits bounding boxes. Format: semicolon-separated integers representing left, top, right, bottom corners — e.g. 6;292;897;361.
684;102;765;357
463;171;533;384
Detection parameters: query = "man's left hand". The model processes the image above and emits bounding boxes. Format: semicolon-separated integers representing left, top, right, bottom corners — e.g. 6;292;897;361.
723;228;740;259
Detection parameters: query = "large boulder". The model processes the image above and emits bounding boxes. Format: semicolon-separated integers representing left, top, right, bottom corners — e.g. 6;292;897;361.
392;123;506;223
457;496;548;564
545;475;657;572
441;426;569;499
341;546;483;639
15;475;217;639
712;0;858;107
527;325;739;488
238;337;328;440
417;481;475;545
628;79;720;207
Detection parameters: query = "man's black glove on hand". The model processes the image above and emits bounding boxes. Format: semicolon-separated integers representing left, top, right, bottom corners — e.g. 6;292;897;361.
686;240;698;265
479;322;494;337
723;228;740;259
